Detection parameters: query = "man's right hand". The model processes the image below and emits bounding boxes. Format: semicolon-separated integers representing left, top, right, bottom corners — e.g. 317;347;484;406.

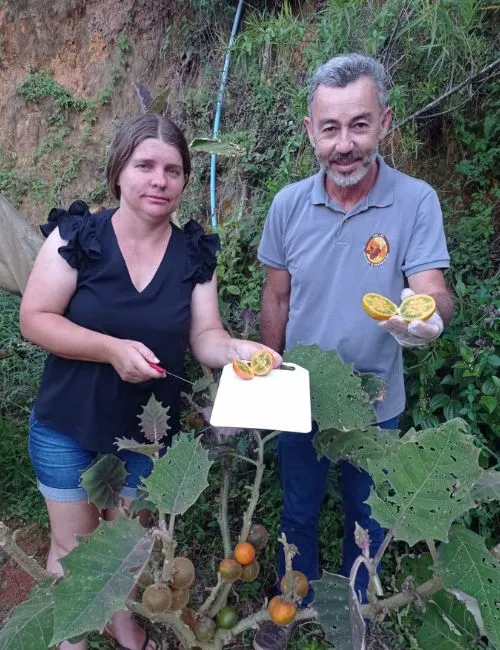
107;339;165;383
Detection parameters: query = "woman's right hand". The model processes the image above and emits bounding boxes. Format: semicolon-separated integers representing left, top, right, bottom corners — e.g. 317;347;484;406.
107;339;166;383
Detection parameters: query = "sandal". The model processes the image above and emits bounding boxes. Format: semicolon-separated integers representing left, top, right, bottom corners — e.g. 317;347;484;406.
104;624;156;650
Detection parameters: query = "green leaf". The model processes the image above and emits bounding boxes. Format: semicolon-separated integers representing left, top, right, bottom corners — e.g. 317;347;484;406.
437;525;500;648
430;394;452;410
471;469;500;503
141;433;212;515
137;394;170;443
192;375;214;394
284;345;376;432
314;426;399;470
114;436;163;458
478;395;497;414
51;518;154;645
367;419;481;545
189;138;245;157
358;372;387;403
147;89;170;114
417;597;481;649
0;587;54;649
310;570;366;649
79;454;128;510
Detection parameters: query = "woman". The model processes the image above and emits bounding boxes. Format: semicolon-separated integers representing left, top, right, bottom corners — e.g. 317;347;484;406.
20;113;280;650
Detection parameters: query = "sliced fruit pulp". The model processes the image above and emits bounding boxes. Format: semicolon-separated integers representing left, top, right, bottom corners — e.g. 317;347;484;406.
250;349;273;376
362;293;398;320
398;294;435;321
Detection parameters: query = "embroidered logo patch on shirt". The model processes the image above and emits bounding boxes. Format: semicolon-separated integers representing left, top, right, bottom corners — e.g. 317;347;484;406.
364;233;390;266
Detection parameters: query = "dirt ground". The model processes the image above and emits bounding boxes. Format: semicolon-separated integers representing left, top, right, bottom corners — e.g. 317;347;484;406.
0;521;50;621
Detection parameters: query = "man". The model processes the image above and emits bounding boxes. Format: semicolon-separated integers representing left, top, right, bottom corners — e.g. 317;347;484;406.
253;54;455;650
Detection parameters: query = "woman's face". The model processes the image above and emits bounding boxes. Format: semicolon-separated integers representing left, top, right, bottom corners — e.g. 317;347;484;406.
117;138;188;220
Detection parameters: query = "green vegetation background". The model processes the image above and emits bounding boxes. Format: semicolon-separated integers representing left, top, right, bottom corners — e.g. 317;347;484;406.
0;1;498;647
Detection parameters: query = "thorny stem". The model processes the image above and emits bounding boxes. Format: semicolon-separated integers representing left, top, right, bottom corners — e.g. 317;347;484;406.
218;459;232;558
127;598;196;649
279;532;298;598
238;430;265;543
207;581;232;619
0;522;56;586
215;606;316;644
361;574;444;619
158;514;176;583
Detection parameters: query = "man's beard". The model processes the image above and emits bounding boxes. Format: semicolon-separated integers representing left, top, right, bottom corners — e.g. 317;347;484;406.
319;146;378;188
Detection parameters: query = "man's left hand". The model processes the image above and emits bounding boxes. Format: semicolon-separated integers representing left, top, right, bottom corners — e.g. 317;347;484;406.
380;289;444;348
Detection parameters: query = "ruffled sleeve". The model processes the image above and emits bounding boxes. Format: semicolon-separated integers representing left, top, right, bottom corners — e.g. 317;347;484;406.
183;219;220;284
40;200;102;270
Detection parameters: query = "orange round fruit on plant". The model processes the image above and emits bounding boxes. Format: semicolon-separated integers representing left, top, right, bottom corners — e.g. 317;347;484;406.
247;523;269;551
268;595;297;626
280;570;309;599
250;349;274;376
241;559;260;582
232;359;254;380
362;293;398;320
219;558;243;582
234;542;256;565
398;293;436;321
171;556;195;589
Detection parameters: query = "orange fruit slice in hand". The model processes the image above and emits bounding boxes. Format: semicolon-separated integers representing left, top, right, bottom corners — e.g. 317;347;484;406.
250;349;274;376
232;359;254;380
362;293;398;320
398;293;436;321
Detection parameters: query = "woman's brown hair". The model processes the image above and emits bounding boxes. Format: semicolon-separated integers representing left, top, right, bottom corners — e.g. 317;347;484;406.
106;113;191;199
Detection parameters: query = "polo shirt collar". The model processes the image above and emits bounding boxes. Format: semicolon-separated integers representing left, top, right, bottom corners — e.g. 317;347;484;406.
311;154;394;210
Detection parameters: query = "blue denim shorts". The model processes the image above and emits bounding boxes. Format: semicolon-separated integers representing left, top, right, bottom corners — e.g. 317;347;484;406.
28;410;154;503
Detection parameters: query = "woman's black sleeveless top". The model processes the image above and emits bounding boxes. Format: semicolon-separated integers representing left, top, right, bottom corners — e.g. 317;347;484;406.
34;201;219;452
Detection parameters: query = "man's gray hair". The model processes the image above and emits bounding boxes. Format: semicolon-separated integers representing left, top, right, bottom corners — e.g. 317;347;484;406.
308;54;388;110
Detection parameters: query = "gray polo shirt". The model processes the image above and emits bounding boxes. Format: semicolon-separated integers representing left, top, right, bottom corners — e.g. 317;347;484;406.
258;155;450;422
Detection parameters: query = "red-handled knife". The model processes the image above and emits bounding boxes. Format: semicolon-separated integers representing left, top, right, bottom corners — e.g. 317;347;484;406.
147;361;194;385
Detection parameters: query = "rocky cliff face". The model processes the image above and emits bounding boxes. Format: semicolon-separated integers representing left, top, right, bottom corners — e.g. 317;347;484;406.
0;0;184;222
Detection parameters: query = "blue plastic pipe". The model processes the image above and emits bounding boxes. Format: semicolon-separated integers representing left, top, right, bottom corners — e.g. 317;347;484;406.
210;0;245;229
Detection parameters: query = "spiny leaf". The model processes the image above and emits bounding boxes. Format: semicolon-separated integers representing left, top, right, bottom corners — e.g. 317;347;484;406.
189;138;245;157
79;454;128;510
132;81;152;112
0;587;54;649
141;433;212;515
417;598;481;650
314;425;399;469
147;89;170;114
310;570;365;649
437;525;500;648
114;436;163;458
284;345;376;432
137;394;170;443
367;419;481;545
51;518;154;645
471;468;500;503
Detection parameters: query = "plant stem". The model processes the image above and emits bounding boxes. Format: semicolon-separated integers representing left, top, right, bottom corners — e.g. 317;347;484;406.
226;452;258;466
238;430;264;543
218;459;232;558
361;574;444;619
0;522;56;585
207;581;232;619
198;572;223;615
262;430;280;446
215;606;316;643
127;598;196;649
426;539;438;561
168;513;176;538
372;529;393;571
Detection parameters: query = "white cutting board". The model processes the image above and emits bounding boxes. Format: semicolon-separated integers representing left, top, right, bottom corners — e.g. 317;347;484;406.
210;363;311;432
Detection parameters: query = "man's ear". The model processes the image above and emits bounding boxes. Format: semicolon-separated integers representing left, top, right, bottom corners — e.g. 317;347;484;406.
379;106;392;140
304;115;315;148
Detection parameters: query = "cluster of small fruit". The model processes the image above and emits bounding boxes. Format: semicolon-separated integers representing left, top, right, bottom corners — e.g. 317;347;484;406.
141;555;194;615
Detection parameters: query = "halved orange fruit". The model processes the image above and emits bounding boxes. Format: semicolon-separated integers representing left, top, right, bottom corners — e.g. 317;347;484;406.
232;359;254;380
362;293;398;320
250;349;274;376
398;294;435;321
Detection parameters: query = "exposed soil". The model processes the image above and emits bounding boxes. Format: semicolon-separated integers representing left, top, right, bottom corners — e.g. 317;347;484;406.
0;521;50;621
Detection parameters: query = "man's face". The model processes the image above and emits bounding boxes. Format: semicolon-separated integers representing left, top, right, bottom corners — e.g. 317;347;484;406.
304;76;391;188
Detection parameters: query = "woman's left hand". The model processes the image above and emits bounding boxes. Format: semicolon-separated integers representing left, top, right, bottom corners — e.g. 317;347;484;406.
231;340;282;368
